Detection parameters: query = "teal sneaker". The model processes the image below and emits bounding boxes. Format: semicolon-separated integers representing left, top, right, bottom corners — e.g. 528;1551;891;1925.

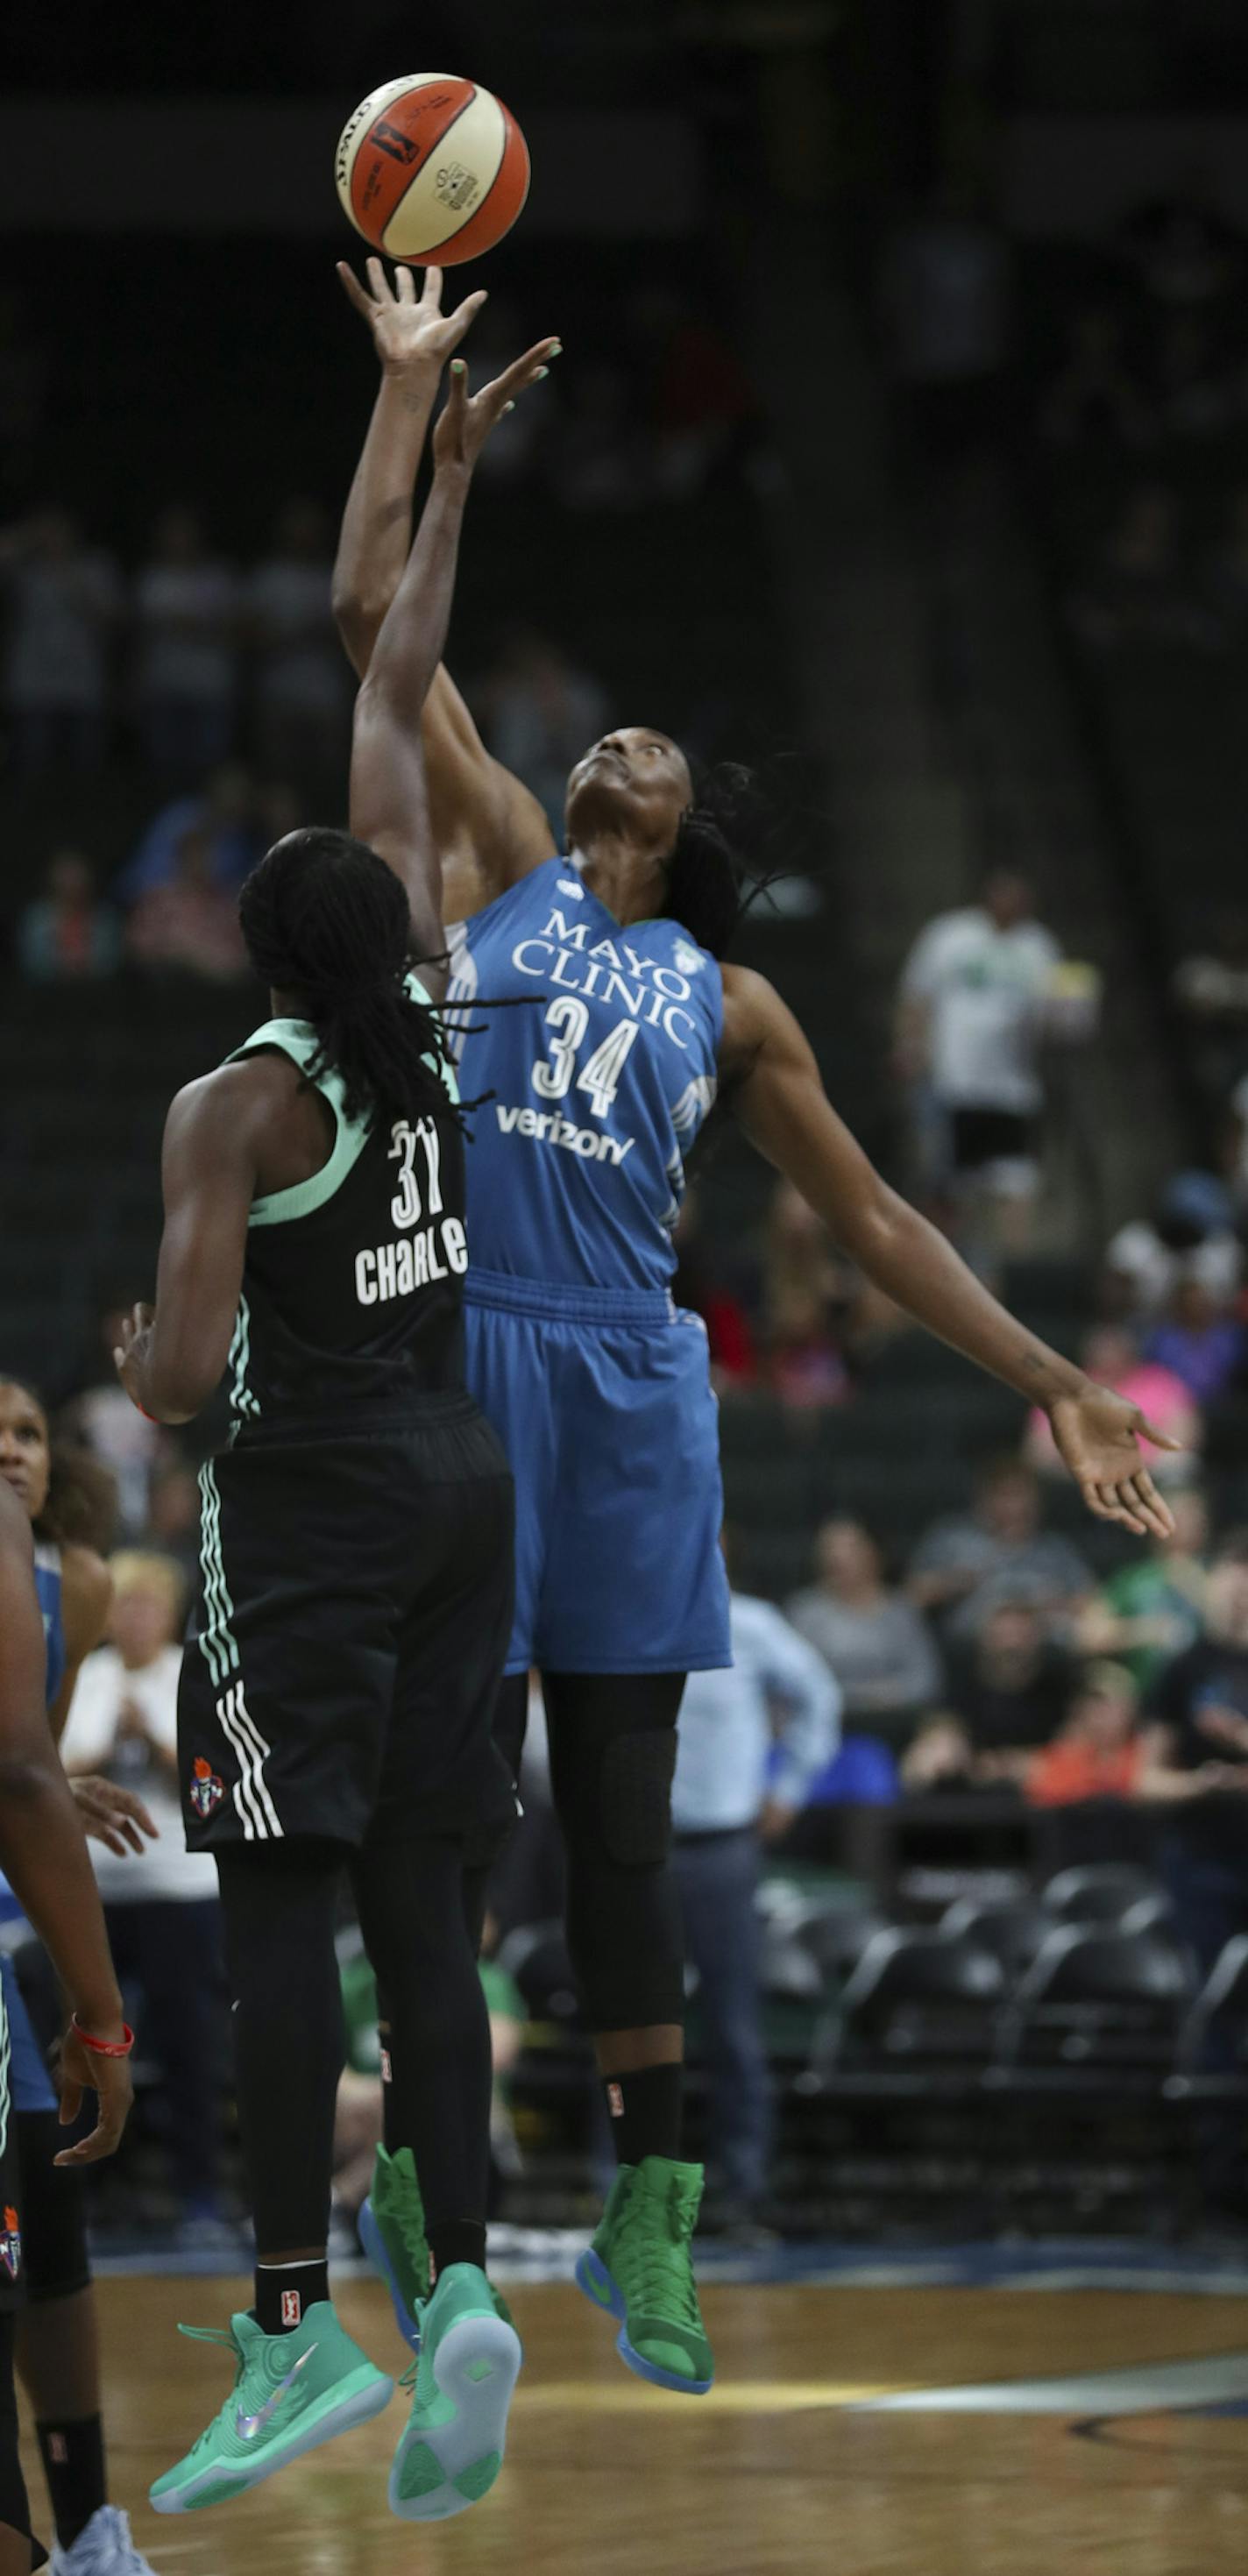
575;2157;714;2395
388;2263;521;2522
149;2303;393;2513
361;2147;520;2356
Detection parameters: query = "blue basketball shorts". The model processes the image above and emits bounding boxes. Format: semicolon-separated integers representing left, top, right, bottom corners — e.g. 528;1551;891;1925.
462;1269;732;1677
0;1953;56;2118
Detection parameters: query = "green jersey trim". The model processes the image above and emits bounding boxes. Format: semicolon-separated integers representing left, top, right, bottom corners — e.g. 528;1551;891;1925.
235;976;457;1230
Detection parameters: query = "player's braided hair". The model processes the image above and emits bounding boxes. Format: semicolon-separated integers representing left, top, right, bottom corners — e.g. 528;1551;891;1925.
238;829;460;1133
1;1378;117;1554
661;763;776;961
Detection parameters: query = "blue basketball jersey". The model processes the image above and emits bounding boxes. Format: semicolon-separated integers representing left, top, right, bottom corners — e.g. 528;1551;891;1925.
32;1540;65;1711
446;859;723;1292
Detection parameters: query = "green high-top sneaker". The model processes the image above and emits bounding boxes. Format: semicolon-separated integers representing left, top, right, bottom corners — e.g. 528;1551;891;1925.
575;2157;714;2394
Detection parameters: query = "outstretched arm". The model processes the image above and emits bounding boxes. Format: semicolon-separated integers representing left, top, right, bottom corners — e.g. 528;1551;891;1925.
0;1485;131;2164
333;260;558;917
349;343;556;973
720;966;1180;1536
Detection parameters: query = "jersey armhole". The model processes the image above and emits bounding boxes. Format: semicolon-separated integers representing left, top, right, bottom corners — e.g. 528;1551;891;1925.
233;1029;372;1229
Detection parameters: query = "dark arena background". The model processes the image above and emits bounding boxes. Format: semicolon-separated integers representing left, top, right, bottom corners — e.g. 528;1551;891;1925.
4;4;1248;2569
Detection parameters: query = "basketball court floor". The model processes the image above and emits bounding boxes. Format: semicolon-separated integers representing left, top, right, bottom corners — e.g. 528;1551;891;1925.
52;2241;1248;2573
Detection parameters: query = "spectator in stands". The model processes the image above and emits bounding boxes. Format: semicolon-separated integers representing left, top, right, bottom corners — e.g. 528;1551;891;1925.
479;627;608;837
1039;306;1152;451
64;1300;165;1541
554;361;648;513
144;1457;203;1590
909;1456;1093;1644
1024;1324;1198;1483
1117;180;1244;319
671;1190;757;1388
1078;1485;1210;1690
1027;1661;1159;1807
126;822;248;981
945;1597;1076;1784
1142;1524;1248;1988
1152;310;1235;444
117;760;259;904
1103;1170;1242;1324
1204;485;1248;641
787;1518;942;1729
1071;482;1204;652
246;498;350;786
634;287;760;502
0;507;117;771
17;850;121;982
1144;1530;1248;2217
896;862;1065;1249
132;504;238;775
764;1284;850;1412
672;1575;840;2233
59;1551;225;2232
876;181;1016;455
1144;1276;1245;1409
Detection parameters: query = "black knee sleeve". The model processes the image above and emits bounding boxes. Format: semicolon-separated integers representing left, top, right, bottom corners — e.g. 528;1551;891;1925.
546;1677;686;2031
15;2116;90;2305
598;1729;677;1867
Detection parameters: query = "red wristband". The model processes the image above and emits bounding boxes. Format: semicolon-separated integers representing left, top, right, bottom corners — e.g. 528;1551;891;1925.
71;2015;134;2060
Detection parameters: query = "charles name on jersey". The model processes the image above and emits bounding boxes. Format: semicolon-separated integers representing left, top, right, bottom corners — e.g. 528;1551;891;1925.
355;1116;468;1308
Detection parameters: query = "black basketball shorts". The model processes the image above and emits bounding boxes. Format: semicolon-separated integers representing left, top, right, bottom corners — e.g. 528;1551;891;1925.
178;1395;516;1862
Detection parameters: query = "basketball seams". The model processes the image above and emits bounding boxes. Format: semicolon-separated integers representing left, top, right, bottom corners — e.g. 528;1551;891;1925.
413;105;530;262
382;91;507;261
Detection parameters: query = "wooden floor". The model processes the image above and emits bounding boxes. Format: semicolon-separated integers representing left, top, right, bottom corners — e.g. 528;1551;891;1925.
44;2273;1248;2574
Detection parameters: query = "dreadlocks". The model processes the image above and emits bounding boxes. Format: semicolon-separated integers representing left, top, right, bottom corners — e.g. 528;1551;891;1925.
661;763;776;961
238;828;457;1133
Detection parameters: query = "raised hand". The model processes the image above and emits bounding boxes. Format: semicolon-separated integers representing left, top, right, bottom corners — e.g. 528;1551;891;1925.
337;258;488;380
432;342;561;476
1048;1383;1181;1537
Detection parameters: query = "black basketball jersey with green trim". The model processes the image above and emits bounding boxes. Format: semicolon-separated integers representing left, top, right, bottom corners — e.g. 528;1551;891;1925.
225;976;468;1424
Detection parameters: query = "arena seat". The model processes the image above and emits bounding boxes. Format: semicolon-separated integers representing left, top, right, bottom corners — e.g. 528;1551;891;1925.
997;1926;1192;2078
938;1897;1052;1975
1040;1863;1161;1924
1175;1935;1248;2080
812;1927;1005;2080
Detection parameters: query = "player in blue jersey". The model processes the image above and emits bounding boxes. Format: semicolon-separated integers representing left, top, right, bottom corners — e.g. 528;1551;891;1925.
334;264;1181;2394
0;1380;159;2574
0;1477;136;2576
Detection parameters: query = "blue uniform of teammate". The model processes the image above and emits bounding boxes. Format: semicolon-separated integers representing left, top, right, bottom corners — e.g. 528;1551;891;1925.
334;263;1178;2399
448;855;730;1675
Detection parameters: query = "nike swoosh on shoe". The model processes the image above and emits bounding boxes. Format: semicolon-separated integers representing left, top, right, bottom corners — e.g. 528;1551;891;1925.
236;2344;318;2440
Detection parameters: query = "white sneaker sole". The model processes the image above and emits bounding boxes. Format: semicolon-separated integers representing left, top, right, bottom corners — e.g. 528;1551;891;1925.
389;2314;522;2523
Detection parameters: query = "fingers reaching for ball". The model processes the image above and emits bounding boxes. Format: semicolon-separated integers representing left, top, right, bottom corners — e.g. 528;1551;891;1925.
432;338;563;470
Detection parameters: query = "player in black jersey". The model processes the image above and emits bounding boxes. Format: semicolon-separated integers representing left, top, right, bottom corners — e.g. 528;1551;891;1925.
113;331;557;2524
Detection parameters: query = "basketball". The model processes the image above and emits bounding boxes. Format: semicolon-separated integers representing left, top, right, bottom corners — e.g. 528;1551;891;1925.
335;74;531;266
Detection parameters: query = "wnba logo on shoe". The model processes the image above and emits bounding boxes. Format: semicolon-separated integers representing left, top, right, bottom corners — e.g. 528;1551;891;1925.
606;2083;624;2118
0;2207;21;2280
280;2290;301;2328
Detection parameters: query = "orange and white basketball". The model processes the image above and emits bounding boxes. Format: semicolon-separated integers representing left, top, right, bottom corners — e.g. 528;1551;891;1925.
335;75;531;266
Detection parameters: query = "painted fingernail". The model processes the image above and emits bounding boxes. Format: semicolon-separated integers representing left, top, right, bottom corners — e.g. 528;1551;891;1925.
550;342;563;355
536;366;549;380
503;401;515;414
451;359;466;374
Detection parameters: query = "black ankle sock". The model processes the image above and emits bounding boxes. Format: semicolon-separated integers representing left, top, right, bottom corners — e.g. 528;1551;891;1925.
428;2220;486;2284
254;2259;329;2335
601;2062;683;2167
36;2413;105;2550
